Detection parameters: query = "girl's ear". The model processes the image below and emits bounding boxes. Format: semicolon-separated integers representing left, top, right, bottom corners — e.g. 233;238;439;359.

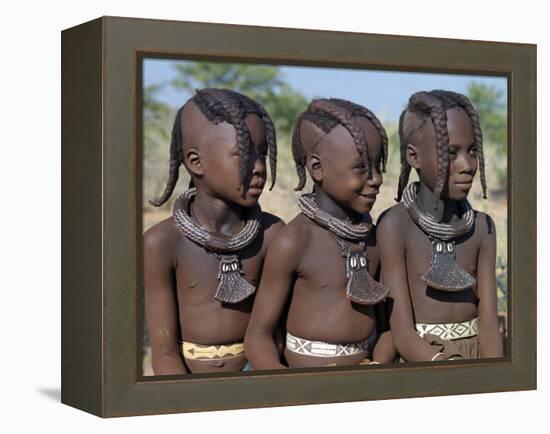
306;153;323;183
406;144;421;170
184;147;204;177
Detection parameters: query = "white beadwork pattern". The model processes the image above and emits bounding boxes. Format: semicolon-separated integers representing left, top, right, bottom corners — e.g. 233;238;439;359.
286;332;373;357
415;317;479;340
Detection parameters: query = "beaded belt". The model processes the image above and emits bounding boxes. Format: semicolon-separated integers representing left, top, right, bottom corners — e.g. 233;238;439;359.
415;317;479;341
286;331;372;358
179;341;245;360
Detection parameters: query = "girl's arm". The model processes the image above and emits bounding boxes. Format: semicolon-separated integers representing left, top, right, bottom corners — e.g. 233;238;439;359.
144;226;188;375
244;224;303;370
476;213;504;358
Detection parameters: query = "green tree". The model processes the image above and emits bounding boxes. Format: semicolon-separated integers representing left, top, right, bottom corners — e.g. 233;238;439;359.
467;82;507;150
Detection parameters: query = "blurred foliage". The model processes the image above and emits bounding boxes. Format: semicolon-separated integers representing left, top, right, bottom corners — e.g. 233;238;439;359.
467;82;508;309
143;84;176;212
144;83;172;141
467;82;507;147
467;82;508;189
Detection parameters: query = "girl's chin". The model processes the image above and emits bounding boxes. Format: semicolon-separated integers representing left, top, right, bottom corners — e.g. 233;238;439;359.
447;190;470;201
237;195;261;207
348;203;373;215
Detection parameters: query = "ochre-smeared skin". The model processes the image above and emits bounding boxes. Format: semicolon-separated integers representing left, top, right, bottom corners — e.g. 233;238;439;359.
145;211;283;374
245;113;396;369
144;104;284;375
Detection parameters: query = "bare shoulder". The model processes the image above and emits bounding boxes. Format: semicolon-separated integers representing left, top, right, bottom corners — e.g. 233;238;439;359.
261;211;285;236
143;217;181;256
267;213;311;258
473;210;497;238
376;203;411;239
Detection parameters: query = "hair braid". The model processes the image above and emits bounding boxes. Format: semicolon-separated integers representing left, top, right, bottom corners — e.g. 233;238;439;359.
430;106;451;208
402;92;450;208
291;110;339;191
291;98;387;190
150;88;278;206
149;105;185;206
396;109;412;202
235;92;278;190
443;91;487;199
397;89;488;207
195;89;251;186
310;99;372;178
222;97;251;187
291;117;307;191
264;115;277;190
329;98;389;173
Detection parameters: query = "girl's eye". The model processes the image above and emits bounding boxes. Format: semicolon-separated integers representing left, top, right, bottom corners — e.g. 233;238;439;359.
469;148;477;157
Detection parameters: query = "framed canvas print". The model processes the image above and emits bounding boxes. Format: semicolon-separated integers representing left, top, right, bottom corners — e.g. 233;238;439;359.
61;16;536;417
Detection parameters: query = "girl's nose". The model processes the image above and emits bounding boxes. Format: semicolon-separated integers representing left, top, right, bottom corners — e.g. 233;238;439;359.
251;151;266;176
368;166;383;187
457;153;477;174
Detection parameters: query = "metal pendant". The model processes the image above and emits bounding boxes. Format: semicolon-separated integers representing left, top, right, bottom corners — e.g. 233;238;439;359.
421;240;476;291
344;251;389;305
214;255;256;304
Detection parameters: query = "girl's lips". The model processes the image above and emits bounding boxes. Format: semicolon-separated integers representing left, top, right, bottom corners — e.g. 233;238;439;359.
247;186;264;195
455;181;473;189
360;192;378;199
359;194;376;203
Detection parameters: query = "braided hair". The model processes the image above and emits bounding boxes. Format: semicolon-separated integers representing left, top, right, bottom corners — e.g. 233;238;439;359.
149;88;277;207
291;98;389;191
396;90;487;207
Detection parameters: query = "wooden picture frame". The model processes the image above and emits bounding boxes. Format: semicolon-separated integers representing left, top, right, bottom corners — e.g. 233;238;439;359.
61;16;536;417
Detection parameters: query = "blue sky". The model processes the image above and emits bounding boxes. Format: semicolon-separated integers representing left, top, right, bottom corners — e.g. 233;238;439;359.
143;58;507;122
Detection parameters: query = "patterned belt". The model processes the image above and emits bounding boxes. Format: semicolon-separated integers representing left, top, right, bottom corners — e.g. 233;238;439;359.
179;341;245;360
286;331;372;358
415;317;479;341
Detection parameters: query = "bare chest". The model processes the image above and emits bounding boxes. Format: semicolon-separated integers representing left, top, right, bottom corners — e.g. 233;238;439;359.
405;224;479;282
405;222;480;321
173;236;264;304
298;227;378;294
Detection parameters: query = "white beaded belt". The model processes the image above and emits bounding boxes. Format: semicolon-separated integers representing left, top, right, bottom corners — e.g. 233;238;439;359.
286;331;372;357
415;317;479;341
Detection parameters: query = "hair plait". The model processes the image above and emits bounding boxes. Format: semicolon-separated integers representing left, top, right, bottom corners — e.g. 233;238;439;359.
150;88;277;206
290;98;388;191
396;90;486;207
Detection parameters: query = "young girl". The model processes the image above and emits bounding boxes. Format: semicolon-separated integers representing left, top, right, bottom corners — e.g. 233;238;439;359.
144;88;284;374
378;90;503;361
245;98;395;369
